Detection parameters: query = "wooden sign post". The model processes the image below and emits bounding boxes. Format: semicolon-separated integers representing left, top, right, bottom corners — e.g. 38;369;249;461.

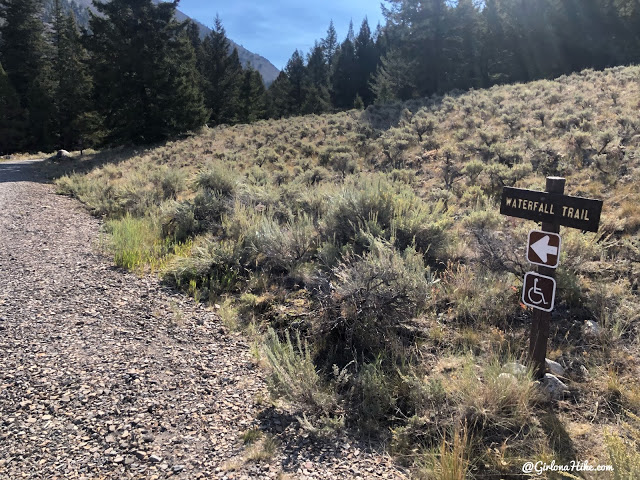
500;177;603;379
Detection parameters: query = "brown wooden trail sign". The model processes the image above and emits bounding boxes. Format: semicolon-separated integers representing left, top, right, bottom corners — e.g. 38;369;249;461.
500;186;603;232
500;177;603;379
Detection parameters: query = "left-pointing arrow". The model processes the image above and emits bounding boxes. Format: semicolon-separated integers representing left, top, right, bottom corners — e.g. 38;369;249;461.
531;235;558;263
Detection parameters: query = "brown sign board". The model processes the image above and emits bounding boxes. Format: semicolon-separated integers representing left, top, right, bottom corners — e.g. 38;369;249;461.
500;187;603;232
527;230;561;268
522;272;556;312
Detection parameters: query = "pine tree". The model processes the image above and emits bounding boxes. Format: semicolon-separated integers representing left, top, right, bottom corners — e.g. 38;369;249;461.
371;48;415;103
237;66;266;123
285;50;306;114
201;17;243;125
50;6;98;150
0;0;54;150
444;0;482;90
306;42;329;88
266;71;293;118
302;43;331;114
86;0;207;143
322;20;339;67
354;18;378;106
331;37;357;109
0;62;27;154
0;0;46;101
185;19;206;90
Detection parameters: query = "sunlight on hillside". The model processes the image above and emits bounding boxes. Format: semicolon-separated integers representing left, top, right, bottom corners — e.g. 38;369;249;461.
53;64;640;478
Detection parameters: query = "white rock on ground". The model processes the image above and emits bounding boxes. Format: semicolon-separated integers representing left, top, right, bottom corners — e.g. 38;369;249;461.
582;320;601;337
541;374;569;400
545;358;565;377
503;362;528;376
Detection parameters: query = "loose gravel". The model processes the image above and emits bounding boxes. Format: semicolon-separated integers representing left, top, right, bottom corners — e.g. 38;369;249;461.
0;160;407;479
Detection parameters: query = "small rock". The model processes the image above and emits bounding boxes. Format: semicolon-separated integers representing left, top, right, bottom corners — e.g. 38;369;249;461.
540;373;569;400
497;372;517;383
545;358;565;377
582;320;601;337
113;455;124;464
503;362;528;376
142;434;154;443
172;465;185;473
149;454;163;463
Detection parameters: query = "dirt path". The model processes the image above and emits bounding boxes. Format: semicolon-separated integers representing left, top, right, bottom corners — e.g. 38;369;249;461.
0;160;405;479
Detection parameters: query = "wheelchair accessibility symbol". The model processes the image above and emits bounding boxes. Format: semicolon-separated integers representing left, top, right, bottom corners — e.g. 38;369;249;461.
522;272;556;312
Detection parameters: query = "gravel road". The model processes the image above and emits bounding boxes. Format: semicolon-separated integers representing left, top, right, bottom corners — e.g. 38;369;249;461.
0;160;405;479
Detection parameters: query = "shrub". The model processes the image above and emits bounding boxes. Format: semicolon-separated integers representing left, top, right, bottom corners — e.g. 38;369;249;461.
445;358;535;430
165;235;247;297
161;201;198;242
353;358;397;431
604;411;640;479
151;166;187;200
439;263;520;325
250;214;319;274
323;176;451;261
462;160;484;184
196;163;238;196
192;189;227;230
321;239;433;353
263;328;335;414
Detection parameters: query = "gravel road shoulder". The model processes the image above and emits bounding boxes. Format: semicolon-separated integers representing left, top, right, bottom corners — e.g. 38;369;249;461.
0;160;406;479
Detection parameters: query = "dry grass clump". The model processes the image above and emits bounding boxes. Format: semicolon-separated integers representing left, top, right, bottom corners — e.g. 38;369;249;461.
52;64;640;478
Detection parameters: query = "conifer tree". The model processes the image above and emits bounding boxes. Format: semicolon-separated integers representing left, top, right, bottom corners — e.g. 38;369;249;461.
0;0;46;102
266;71;293;118
237;66;266;123
185;19;206;89
331;37;357;109
322;20;339;67
285;50;306;114
371;48;414;102
201;17;243;125
444;0;482;90
354;18;378;106
0;0;54;150
302;43;331;114
50;4;98;149
0;62;27;154
306;42;329;88
86;0;207;143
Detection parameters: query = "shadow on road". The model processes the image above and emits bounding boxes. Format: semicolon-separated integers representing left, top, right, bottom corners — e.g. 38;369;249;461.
0;160;46;184
0;146;152;185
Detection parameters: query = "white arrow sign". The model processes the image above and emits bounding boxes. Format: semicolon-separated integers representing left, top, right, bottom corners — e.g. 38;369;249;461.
531;235;558;263
527;230;561;268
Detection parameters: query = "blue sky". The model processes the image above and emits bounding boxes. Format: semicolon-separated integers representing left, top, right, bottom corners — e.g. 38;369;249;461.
176;0;386;70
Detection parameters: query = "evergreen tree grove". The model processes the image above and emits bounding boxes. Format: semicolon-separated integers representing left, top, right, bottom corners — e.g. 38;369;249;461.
0;62;27;154
86;0;207;144
51;5;98;150
0;0;55;151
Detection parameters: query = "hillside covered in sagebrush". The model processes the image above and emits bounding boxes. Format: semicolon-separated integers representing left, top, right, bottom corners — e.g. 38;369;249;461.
54;64;640;478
